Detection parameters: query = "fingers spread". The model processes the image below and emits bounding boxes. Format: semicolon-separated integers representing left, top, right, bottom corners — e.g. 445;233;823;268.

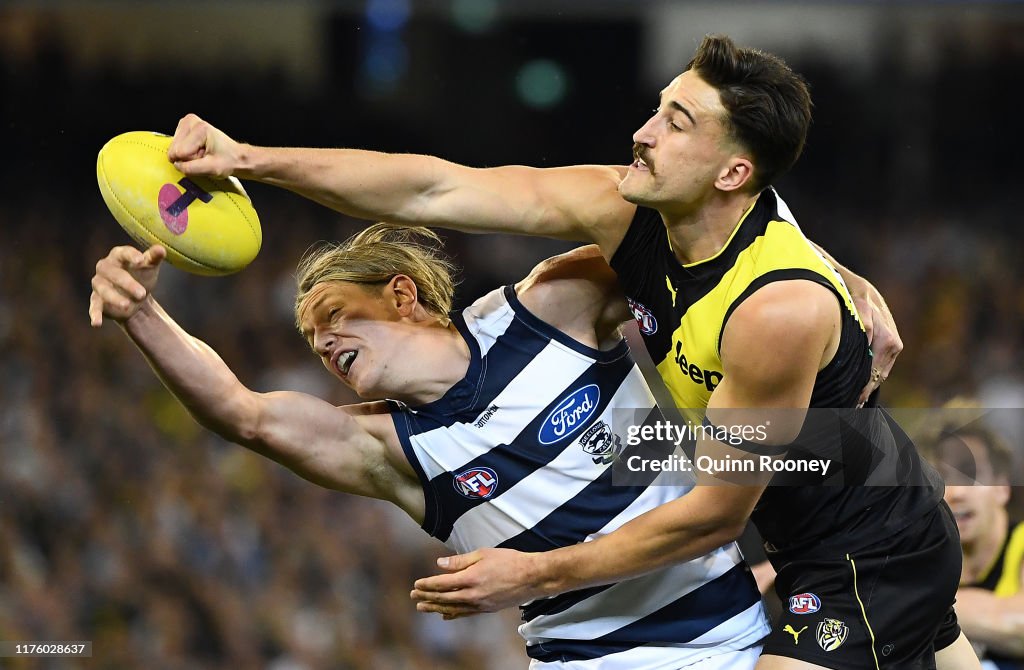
91;275;133;312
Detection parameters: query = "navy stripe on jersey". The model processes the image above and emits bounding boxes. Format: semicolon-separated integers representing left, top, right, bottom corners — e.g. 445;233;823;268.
527;563;760;662
429;352;636;542
408;310;550;426
395;285;769;665
498;426;673;553
503;285;630;361
521;584;615;623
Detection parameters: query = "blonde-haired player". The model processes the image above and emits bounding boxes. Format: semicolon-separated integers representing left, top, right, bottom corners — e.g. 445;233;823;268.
89;225;770;669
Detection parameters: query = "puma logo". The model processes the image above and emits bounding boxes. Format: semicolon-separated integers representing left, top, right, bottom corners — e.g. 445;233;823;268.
784;624;808;644
665;275;678;307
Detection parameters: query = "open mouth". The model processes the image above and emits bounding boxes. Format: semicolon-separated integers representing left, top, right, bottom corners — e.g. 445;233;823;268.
952;510;974;525
631;144;652;173
334;350;358;376
631;157;650;172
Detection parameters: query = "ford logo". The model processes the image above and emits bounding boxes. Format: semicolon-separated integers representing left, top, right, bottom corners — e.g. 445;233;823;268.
538;385;601;445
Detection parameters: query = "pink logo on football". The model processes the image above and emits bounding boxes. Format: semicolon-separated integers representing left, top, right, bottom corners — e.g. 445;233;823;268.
158;178;212;235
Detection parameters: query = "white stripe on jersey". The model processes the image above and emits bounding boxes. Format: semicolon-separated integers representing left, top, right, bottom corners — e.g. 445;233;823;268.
461;286;516;358
521;545;742;640
408;341;596;481
582;465;694;541
447;367;655;550
773;187;799;229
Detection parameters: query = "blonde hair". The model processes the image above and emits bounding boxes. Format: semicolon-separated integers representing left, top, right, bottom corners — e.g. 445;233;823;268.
294;223;458;327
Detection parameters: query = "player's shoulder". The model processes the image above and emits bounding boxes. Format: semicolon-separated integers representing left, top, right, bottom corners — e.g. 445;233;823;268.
512;245;628;347
517;245;619;303
721;280;839;378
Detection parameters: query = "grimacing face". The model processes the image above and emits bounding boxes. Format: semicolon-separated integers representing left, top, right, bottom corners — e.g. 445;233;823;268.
620;70;750;215
297;280;406;400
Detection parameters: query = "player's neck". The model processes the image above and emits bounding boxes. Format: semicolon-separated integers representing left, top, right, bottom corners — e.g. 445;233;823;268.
961;507;1009;584
661;192;758;266
392;320;471;406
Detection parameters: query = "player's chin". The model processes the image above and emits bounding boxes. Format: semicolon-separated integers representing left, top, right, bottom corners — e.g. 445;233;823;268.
617;179;651;206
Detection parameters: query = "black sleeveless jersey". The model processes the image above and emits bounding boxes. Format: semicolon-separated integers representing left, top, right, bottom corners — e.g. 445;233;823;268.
610;189;944;562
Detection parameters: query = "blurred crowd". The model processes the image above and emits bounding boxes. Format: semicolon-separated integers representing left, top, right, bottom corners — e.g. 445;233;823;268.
2;11;1023;668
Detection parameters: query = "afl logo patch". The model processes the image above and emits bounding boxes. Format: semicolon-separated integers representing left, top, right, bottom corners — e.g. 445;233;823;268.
788;593;821;615
453;467;499;499
627;297;658;335
538;385;600;446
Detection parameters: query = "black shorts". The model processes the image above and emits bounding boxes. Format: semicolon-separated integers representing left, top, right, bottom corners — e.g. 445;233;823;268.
761;500;962;670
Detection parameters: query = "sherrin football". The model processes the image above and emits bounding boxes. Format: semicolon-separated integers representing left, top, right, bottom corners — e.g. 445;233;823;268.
97;131;261;276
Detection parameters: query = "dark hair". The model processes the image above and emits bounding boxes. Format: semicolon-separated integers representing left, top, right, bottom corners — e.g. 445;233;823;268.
687;34;812;193
934;424;1014;482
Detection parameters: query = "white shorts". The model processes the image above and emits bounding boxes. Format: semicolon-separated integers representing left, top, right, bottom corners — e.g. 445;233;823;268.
528;642;762;670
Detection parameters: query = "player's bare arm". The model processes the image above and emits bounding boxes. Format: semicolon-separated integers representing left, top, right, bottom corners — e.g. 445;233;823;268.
410;280;840;616
954;587;1024;657
89;245;424;520
168;114;634;251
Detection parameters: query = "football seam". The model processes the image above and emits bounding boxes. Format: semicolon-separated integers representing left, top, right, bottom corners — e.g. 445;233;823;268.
224;191;260;247
117;137;260;250
98;153;220;271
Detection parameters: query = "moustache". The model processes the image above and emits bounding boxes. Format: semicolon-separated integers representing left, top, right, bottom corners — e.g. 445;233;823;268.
632;143;653;173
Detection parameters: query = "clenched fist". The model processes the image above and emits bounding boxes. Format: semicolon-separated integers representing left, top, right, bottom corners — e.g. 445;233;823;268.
167;113;246;179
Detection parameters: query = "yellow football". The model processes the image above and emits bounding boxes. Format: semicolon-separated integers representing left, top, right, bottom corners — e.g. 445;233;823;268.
97;131;261;276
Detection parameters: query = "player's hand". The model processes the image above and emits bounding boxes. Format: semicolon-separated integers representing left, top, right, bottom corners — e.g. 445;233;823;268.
89;245;167;327
852;282;903;407
168;113;244;179
410;548;544;619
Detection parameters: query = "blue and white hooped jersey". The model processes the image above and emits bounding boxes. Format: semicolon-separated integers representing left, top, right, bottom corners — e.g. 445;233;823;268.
391;286;769;668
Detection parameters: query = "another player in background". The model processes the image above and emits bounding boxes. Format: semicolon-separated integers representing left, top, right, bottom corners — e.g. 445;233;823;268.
166;33;975;669
926;422;1024;670
88;226;770;669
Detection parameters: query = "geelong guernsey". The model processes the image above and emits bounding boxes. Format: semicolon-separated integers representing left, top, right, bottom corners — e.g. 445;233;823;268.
392;285;769;668
610;189;944;564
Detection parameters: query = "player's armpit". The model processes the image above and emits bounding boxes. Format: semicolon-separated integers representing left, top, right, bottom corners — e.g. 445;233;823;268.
246;394;423;517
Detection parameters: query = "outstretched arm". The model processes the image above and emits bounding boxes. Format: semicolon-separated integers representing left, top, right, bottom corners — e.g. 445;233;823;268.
167;114;635;251
89;246;421;516
410;279;838;616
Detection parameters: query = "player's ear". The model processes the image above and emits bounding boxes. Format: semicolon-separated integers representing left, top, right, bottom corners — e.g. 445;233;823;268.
715;156;754;193
388;274;419;316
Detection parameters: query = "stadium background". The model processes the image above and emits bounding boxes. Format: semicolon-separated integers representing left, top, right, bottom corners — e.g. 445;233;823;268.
1;2;1021;668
